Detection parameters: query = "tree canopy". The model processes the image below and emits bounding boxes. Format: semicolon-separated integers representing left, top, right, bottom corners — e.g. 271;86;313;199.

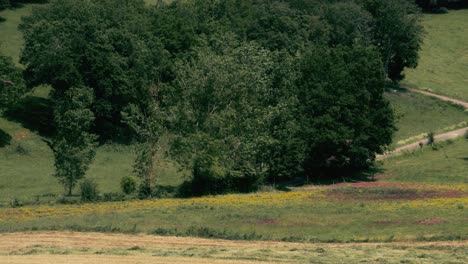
18;0;425;195
0;54;26;110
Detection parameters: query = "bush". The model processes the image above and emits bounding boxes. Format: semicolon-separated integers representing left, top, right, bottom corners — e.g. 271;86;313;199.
427;132;435;146
101;192;126;202
15;144;29;155
120;176;137;195
432;7;449;14
80;178;99;202
9;197;23;208
138;181;152;199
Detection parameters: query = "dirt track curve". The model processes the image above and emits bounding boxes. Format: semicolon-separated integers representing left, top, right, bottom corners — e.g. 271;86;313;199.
378;126;468;159
406;87;468;109
378;88;468;159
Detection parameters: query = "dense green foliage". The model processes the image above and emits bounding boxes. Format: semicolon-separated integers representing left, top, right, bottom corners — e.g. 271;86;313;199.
52;87;97;195
120;176;137;195
16;0;425;195
20;0;166;140
416;0;468;12
0;54;26;110
0;0;47;11
297;46;395;174
79;178;99;202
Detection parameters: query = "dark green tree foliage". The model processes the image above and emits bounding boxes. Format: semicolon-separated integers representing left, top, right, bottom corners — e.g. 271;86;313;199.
322;2;373;47
0;54;26;110
0;0;11;10
416;0;468;12
363;0;423;81
53;87;97;195
122;85;163;197
20;0;166;139
80;178;99;202
297;46;395;174
19;0;418;193
170;38;274;195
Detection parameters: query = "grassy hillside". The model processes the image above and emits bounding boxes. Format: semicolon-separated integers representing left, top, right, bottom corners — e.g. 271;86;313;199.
381;139;468;184
404;9;468;101
0;4;466;204
385;90;467;145
0;5;39;64
0;139;466;243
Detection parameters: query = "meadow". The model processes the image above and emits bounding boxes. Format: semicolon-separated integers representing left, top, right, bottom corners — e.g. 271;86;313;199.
0;3;467;263
404;9;468;101
385;90;467;144
0;1;467;205
0;139;466;244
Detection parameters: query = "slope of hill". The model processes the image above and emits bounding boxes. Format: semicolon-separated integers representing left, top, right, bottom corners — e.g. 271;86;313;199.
404;9;468;101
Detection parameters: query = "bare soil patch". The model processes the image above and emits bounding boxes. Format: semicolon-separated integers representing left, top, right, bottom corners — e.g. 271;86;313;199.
417;218;446;225
327;187;465;201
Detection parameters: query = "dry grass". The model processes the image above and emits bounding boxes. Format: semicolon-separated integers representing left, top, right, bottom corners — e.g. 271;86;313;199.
0;232;466;264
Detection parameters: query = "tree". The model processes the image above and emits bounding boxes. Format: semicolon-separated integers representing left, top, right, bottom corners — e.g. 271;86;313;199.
0;54;26;111
323;2;373;47
363;0;424;82
0;0;10;11
169;38;275;195
122;85;163;197
20;0;166;140
52;87;97;195
297;45;395;176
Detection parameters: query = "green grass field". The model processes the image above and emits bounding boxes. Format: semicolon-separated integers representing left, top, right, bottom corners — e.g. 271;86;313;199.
0;5;40;65
385;90;467;145
381;139;468;184
0;139;466;243
404;9;468;101
0;5;467;261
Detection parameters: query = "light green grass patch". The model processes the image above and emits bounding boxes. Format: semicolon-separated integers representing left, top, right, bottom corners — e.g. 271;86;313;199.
0;5;40;64
382;138;468;184
404;9;468;101
385;90;467;143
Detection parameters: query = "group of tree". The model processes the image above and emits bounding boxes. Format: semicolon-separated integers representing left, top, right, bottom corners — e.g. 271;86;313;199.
0;54;25;111
0;0;47;11
13;0;425;197
415;0;468;12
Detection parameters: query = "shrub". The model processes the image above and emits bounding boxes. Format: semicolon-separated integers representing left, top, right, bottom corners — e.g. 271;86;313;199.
464;130;468;141
120;176;137;195
102;192;126;202
56;195;80;204
9;197;23;208
80;178;99;202
138;181;152;199
427;132;435;146
15;143;29;155
432;7;449;14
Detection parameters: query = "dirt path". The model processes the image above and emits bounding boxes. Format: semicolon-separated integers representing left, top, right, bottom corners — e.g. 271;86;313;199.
0;232;466;264
378;126;468;159
406;87;468;109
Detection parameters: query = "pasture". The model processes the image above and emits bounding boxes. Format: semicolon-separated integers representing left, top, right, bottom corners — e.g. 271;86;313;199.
385;90;467;145
0;139;466;244
404;9;468;101
0;3;467;263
